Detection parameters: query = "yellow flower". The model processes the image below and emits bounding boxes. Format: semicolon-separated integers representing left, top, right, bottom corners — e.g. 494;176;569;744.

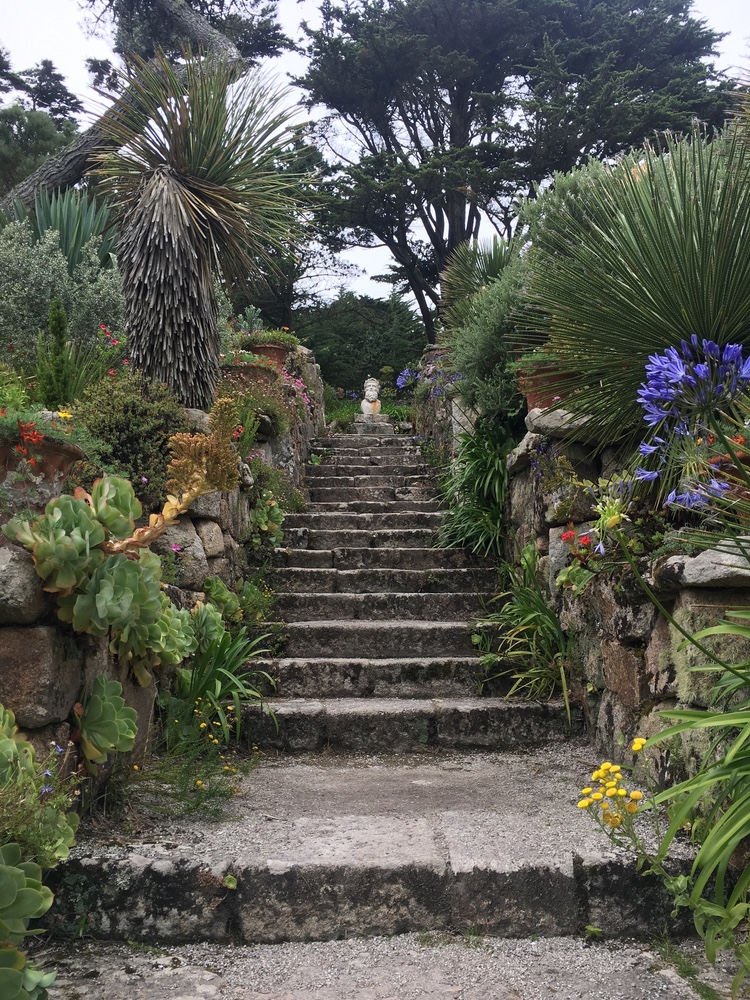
57;409;73;419
577;799;592;809
606;789;617;797
600;762;612;771
132;764;139;771
196;779;203;787
632;737;647;752
608;815;622;828
616;789;627;797
581;787;593;795
605;780;617;789
591;792;604;801
591;770;602;781
626;802;639;814
629;790;643;801
599;801;609;810
199;722;207;729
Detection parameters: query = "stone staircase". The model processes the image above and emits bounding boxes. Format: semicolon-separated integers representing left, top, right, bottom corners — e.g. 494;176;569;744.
47;421;687;961
255;427;573;751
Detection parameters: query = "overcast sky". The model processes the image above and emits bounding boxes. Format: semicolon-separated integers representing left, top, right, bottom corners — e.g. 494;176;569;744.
1;0;748;296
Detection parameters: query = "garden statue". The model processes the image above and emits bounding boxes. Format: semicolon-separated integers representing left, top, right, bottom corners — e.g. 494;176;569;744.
360;377;381;417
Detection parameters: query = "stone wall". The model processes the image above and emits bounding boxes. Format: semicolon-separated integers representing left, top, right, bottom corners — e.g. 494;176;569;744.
508;406;750;771
0;347;326;754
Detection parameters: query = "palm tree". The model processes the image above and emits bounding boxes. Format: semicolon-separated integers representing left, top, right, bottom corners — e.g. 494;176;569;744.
94;50;301;410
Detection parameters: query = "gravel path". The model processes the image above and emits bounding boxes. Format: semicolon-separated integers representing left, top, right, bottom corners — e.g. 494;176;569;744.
42;932;744;999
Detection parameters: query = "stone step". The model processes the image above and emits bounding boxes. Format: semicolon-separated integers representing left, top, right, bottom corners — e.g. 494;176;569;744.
305;462;430;477
284;511;443;531
284;528;437;550
47;746;685;946
246;697;578;752
275;591;489;622
304;474;434;490
268;567;498;594
275;547;488;570
312;435;418;449
282;620;476;658
254;656;490;699
305;500;442;513
306;486;437;503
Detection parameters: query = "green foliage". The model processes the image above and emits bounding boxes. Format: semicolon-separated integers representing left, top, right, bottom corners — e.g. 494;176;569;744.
74;676;138;774
437;420;514;558
472;543;572;717
296;292;426;393
248;490;285;549
203;575;276;630
301;0;730;340
72;369;188;511
0;221;124;372
0;104;77;198
0;364;28;408
443;252;526;425
516;130;750;451
4;187;116;274
0;703;80;1000
167;627;274;745
34;298;75;409
440;238;516;332
233;326;301;348
3;476;197;685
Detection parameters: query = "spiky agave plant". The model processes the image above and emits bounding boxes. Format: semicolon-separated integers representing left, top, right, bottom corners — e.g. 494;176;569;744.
94;49;302;410
515;128;750;452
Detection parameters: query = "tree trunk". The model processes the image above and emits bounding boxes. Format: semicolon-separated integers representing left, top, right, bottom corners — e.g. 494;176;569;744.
1;0;244;214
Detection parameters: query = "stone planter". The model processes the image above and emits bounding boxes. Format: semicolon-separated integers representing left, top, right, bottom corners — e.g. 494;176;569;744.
520;364;573;411
251;343;291;368
219;361;278;392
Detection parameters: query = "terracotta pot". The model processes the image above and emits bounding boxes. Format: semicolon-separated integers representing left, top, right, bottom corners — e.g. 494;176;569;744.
520;364;573;410
251;343;291;368
0;435;86;518
219;361;279;391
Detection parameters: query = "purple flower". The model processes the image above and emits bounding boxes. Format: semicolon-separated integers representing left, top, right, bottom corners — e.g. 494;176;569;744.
41;785;53;796
170;543;182;553
396;368;420;389
594;541;606;556
635;467;661;482
141;476;149;484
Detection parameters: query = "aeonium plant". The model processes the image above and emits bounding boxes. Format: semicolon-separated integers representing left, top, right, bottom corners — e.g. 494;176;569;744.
3;399;242;685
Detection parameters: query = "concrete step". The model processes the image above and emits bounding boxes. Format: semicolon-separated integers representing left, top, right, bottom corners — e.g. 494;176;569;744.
246;697;577;752
268;567;498;594
284;511;443;531
275;591;489;622
275;547;489;570
284;528;437;550
47;746;687;947
282;620;476;658
254;656;491;699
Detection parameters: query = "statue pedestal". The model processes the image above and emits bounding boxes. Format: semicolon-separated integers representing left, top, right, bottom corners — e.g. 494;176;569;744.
352;413;394;436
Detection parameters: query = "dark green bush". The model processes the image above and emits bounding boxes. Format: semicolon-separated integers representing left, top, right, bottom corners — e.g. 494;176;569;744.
73;369;188;510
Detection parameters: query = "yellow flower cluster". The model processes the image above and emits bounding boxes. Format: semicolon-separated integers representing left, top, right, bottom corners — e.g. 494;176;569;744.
631;737;647;752
577;761;644;828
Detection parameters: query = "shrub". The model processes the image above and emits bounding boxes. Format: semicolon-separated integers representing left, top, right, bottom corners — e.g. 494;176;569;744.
0;221;124;373
72;369;188;510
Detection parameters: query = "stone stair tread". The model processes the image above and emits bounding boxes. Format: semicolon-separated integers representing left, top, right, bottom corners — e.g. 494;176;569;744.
276;547;486;569
285;528;438;549
269;567;497;593
49;745;687;946
274;592;491;621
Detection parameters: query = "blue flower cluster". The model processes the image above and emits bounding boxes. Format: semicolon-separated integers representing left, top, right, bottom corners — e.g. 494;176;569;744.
396;368;420;389
634;337;750;507
637;337;750;430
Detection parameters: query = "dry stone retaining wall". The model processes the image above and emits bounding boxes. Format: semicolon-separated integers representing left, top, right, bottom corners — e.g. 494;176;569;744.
0;346;325;754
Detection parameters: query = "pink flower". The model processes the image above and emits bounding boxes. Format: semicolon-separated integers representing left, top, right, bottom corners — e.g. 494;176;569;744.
108;369;117;376
170;543;182;553
111;339;119;346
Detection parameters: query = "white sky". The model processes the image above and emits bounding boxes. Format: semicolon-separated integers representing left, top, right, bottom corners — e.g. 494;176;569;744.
0;0;748;297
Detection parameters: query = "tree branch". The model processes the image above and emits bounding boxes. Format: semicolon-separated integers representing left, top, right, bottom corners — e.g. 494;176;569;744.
1;0;244;214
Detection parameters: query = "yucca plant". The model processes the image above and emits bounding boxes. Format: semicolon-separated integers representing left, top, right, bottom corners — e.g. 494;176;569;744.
440;237;515;332
515;129;750;452
93;49;302;410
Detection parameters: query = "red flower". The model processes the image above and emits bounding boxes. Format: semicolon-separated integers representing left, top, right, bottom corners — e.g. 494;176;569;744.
561;530;576;543
108;369;117;376
579;535;592;546
122;358;129;365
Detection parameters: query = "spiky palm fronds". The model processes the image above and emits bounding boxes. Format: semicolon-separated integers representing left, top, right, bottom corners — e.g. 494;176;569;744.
440;237;514;332
94;50;302;410
516;130;750;451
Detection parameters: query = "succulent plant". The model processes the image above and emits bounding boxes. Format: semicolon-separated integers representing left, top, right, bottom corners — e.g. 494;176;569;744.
74;676;138;773
0;844;56;1000
191;600;227;651
248;491;284;548
85;476;142;539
